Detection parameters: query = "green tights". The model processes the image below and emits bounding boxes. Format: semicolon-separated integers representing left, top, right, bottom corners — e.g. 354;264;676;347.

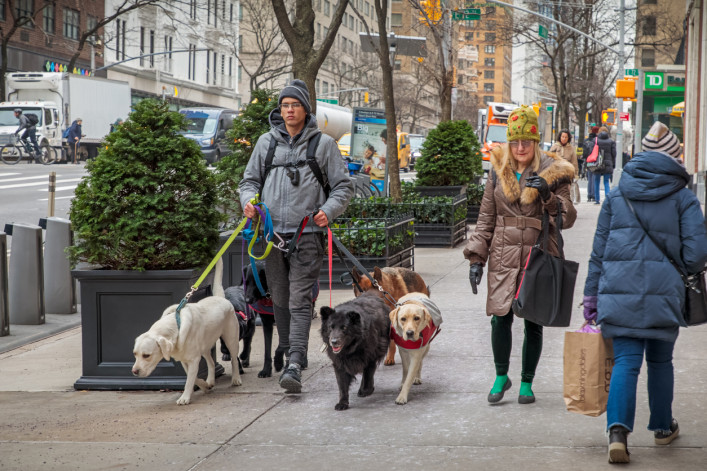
491;313;543;384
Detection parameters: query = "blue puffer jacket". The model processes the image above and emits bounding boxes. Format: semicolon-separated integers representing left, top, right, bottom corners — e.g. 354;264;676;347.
584;151;707;342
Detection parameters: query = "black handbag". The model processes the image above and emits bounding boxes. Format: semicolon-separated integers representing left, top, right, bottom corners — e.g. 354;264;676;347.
623;195;707;326
512;203;579;327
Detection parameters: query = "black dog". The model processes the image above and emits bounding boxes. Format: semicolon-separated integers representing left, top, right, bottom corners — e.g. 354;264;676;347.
223;286;256;375
320;291;391;410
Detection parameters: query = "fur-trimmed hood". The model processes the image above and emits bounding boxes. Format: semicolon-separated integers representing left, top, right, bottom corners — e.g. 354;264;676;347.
489;145;576;205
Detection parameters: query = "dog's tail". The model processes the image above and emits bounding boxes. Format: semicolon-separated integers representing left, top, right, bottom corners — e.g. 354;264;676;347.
213;258;225;298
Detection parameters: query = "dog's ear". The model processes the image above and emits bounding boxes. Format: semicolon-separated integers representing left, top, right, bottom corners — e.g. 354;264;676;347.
156;336;174;361
420;307;432;329
373;266;383;282
390;307;403;336
351;267;361;283
347;311;361;325
320;306;335;320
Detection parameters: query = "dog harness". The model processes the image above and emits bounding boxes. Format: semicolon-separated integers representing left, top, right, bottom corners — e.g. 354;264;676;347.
247;283;320;316
390;296;443;349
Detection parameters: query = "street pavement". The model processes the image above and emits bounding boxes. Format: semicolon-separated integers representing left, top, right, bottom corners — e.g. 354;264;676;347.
1;189;706;471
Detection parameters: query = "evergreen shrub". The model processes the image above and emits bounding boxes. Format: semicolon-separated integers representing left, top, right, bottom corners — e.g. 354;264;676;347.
415;120;483;186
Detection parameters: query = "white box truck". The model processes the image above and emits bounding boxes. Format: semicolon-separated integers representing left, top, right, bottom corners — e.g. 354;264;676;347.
0;72;131;160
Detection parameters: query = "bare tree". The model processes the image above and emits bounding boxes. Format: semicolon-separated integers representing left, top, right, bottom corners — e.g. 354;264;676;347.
0;0;52;99
271;0;349;114
66;0;164;72
393;59;438;133
234;0;292;92
323;46;378;108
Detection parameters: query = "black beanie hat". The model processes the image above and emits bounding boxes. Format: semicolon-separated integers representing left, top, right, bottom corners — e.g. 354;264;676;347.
278;79;311;114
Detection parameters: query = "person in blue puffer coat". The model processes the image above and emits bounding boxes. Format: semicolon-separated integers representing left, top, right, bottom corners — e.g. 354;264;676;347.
583;121;707;464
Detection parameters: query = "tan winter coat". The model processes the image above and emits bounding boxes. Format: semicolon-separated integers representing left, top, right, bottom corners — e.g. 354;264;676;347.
463;145;577;316
549;141;579;177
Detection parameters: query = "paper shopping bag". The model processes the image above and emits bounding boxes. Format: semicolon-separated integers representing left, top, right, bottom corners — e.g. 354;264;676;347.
563;331;614;417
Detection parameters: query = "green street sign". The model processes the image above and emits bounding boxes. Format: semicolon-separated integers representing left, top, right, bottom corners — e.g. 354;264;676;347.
589;123;596;126
465;8;481;14
625;68;639;77
317;98;338;105
538;24;548;38
547;106;553;111
452;11;480;20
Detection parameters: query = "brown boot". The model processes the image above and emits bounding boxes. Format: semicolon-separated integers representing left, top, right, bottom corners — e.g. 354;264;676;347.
608;425;630;464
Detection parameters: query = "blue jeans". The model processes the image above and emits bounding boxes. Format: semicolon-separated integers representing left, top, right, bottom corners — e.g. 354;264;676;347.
593;173;610;203
607;336;675;433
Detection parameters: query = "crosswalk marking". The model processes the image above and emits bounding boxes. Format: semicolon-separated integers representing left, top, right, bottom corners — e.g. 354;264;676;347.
0;178;82;190
37;185;77;192
0;175;48;183
38;195;74;201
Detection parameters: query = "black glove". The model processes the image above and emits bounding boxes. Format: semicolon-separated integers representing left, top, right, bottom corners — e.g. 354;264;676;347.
525;175;551;201
469;263;483;295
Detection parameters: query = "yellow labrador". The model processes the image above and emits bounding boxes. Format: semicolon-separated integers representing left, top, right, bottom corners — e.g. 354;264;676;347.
389;293;442;405
131;260;241;405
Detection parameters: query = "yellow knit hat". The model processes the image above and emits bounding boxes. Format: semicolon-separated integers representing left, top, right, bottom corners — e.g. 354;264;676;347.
507;105;540;142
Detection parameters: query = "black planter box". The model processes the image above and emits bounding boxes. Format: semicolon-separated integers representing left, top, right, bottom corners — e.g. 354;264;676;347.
414;185;467;197
220;232;264;288
467;204;480;224
72;268;219;390
320;215;415;289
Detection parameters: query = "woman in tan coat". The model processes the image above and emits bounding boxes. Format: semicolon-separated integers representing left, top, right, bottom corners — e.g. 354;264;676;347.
464;106;576;404
549;129;579;176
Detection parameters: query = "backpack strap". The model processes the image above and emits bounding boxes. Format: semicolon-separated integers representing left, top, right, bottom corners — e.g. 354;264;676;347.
305;133;329;198
259;135;279;198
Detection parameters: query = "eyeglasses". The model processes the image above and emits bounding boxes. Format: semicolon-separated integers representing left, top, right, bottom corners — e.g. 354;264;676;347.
509;140;534;149
281;103;302;110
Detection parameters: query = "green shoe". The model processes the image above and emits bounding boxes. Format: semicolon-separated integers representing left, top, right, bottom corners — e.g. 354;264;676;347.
487;376;512;403
518;381;535;404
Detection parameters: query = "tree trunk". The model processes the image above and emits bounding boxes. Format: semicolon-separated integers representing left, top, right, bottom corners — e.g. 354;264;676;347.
440;69;453;121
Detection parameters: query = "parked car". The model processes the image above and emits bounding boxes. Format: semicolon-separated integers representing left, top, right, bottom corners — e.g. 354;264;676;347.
179;107;237;164
408;134;426;170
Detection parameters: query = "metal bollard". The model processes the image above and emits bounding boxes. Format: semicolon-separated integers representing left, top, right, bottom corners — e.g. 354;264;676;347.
39;217;76;314
5;223;45;325
0;233;9;336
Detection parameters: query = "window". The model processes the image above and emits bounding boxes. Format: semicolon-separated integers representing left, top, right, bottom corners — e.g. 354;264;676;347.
487;20;496;30
164;35;173;72
485;33;496;42
238;35;243;53
63;8;80;40
213;51;218;84
484;45;495;54
484;70;495;79
484;57;495;67
207;0;212;25
139;27;145;65
465;32;473;41
323;81;329;96
116;19;126;60
391;13;402;27
149;30;155;67
0;0;5;21
317;23;321;40
642;16;656;36
365;2;370;15
486;6;496;16
483;95;494;104
316;79;321;93
642;0;657;4
315;0;321;11
87;15;97;34
484;83;494;92
43;4;55;34
190;0;197;20
641;48;655;67
16;0;33;19
188;44;196;80
324;0;330;16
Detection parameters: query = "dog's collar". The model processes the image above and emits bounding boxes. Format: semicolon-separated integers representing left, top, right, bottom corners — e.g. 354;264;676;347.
390;321;440;349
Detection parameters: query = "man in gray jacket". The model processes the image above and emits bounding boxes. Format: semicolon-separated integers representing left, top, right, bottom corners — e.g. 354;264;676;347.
240;79;353;393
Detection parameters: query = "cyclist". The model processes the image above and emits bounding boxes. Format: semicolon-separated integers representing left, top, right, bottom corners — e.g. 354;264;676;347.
14;109;41;163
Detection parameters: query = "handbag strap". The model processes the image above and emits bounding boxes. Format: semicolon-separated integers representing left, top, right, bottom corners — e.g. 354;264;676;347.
621;194;689;282
536;200;566;259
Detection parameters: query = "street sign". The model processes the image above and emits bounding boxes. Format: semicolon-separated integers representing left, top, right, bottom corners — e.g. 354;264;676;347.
619;112;629;122
538;24;548;38
547;105;553;111
625;68;639;77
317;98;338;105
465;8;481;14
452;11;480;20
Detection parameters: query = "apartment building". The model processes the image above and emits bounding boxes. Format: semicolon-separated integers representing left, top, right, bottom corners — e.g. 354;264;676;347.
103;0;239;109
0;0;103;82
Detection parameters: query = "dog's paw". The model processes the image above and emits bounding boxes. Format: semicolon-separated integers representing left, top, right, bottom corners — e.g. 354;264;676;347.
258;368;272;378
231;376;242;387
395;394;409;405
357;387;374;398
334;402;349;411
176;395;192;405
413;377;422;385
384;357;396;366
241;358;250;368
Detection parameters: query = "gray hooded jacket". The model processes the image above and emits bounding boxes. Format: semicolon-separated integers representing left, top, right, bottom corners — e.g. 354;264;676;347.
239;109;353;234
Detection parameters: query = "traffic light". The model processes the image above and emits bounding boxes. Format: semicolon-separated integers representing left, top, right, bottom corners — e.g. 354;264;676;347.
419;0;442;25
601;109;616;126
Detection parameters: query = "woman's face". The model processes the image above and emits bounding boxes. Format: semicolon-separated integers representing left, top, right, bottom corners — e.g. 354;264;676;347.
560;133;569;145
510;139;535;166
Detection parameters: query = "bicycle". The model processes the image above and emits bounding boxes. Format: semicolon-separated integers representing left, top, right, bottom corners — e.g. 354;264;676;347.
0;134;58;165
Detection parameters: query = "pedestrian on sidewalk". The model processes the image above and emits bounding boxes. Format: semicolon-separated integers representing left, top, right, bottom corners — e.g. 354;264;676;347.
582;126;600;202
463;105;577;405
592;126;616;205
583;121;707;464
549;129;579;202
239;79;353;394
67;118;84;164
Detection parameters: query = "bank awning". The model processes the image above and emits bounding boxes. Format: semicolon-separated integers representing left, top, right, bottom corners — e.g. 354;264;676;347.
670;101;685;117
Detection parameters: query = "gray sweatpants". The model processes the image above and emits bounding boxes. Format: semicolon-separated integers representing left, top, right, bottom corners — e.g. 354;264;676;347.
264;232;324;366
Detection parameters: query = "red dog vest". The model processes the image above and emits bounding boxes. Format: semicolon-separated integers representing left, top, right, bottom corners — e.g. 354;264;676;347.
390;321;439;349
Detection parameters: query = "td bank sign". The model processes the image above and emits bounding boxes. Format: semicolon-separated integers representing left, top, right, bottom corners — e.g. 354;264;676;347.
645;72;664;90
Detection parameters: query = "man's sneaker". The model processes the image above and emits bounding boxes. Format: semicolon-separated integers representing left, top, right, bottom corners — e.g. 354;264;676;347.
608;426;630;464
279;363;302;394
654;419;679;445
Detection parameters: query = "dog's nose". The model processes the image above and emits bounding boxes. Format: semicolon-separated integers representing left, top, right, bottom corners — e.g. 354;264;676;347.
330;338;340;347
132;369;139;376
406;330;415;339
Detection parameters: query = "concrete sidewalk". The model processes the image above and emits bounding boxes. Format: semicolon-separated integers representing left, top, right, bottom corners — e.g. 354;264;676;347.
1;201;705;471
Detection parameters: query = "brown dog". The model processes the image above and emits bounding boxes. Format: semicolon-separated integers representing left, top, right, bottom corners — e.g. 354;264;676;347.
352;266;429;365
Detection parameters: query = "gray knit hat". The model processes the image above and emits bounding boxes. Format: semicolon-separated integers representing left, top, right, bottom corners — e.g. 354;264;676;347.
642;121;682;159
278;79;311;114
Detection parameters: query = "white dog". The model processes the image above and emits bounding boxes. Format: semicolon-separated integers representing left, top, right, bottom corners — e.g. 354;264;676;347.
132;259;241;405
389;293;442;405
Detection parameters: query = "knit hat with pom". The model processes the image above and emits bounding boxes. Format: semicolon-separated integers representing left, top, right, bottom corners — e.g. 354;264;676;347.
641;121;682;159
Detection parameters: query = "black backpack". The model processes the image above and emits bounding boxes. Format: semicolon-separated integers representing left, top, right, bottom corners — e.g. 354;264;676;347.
26;113;39;126
259;133;330;198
